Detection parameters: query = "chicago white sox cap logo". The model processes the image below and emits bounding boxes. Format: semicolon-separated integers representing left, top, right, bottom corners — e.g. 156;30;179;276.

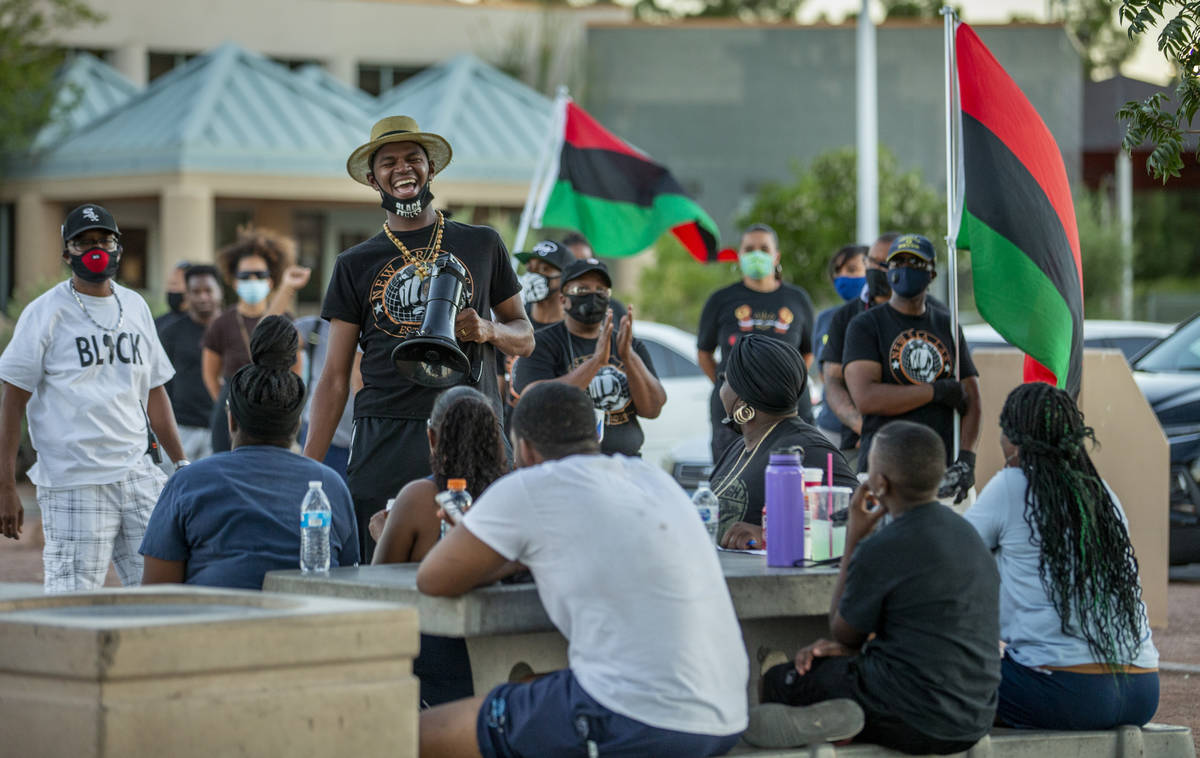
82;207;100;222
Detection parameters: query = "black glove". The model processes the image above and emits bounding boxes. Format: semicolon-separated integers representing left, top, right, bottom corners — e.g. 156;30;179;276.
938;450;976;504
931;378;968;415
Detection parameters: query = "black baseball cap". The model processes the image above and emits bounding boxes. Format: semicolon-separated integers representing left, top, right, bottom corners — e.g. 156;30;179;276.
887;233;936;264
62;204;120;242
561;257;612;288
515;240;573;272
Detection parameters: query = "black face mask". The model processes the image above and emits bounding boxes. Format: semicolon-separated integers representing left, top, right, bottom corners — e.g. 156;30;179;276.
166;292;185;312
566;292;610;324
66;247;121;284
865;268;891;300
378;182;434;218
888;267;933;299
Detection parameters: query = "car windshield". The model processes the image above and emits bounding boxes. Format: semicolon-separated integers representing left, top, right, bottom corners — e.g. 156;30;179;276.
1134;316;1200;372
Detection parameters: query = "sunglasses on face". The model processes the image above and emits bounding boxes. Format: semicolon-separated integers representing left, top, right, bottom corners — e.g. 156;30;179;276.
235;270;270;280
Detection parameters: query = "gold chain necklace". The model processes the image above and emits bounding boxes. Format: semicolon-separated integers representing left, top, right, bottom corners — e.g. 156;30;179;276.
382;210;445;279
712;419;785;498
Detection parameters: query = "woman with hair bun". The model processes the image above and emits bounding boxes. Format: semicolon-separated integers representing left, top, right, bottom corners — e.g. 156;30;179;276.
201;227;302;454
965;382;1158;730
140;316;359;589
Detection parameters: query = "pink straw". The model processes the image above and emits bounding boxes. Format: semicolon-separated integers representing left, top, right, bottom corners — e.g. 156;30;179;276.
827;452;835;554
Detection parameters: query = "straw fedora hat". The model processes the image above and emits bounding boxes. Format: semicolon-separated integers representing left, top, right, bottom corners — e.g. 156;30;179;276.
346;116;453;186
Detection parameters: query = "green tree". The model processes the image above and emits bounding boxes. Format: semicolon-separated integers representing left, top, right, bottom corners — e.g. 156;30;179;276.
1049;0;1136;77
634;146;945;331
1074;185;1128;317
1116;1;1200;180
0;0;102;159
739;146;945;302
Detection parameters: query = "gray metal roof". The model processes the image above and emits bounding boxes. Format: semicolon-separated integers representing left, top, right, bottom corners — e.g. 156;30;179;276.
11;43;369;180
9;45;552;188
30;53;139;153
374;54;554;183
294;64;379;113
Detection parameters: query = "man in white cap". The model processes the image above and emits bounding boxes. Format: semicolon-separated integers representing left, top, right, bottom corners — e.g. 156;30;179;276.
0;203;186;591
304;116;533;562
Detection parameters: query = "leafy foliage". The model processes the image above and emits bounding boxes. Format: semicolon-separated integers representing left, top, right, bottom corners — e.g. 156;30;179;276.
737;146;945;301
0;0;103;159
634;234;737;330
1050;0;1137;77
634;146;944;330
1074;185;1129;318
1116;1;1200;180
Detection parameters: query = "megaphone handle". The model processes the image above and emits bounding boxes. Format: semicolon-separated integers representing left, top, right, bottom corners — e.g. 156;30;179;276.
470;357;484;384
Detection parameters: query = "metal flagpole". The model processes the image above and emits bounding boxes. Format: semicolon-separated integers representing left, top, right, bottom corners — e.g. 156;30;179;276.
856;0;879;246
941;5;961;452
512;86;569;256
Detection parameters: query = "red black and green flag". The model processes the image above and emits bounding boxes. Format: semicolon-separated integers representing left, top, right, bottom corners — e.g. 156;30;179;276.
955;22;1084;396
534;101;733;262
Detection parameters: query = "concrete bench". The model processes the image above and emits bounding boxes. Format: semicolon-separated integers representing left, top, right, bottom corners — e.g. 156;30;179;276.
726;723;1195;758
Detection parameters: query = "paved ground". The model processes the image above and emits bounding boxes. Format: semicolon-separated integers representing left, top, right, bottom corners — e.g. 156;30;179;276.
1;506;1197;749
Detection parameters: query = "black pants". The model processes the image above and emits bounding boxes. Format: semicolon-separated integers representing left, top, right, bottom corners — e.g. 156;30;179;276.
761;657;980;756
346;417;434;563
209;383;232;454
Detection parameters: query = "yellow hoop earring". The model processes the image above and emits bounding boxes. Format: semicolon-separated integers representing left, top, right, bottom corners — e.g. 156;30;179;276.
733;404;756;425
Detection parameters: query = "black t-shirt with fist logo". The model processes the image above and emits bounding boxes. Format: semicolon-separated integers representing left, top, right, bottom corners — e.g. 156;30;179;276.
321;219;521;420
512;321;659;457
842;303;978;467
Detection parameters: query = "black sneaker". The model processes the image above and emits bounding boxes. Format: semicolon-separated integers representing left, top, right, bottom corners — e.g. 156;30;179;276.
742;699;866;748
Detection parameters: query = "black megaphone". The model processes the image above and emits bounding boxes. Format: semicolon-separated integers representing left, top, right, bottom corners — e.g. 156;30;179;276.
391;254;471;388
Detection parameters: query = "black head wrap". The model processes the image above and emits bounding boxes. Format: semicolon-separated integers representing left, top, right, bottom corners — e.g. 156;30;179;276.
228;315;305;440
724;333;806;415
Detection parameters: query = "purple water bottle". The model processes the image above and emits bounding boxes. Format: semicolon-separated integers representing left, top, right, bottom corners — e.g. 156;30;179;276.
765;447;805;568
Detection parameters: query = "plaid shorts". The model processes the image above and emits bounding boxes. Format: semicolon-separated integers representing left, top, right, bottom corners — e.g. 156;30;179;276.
37;462;168;593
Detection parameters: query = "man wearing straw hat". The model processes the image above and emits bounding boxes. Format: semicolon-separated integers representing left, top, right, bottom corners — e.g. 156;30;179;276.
304;116;533;561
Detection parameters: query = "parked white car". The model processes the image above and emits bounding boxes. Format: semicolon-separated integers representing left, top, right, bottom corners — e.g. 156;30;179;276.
962;319;1173;361
632;321;713;470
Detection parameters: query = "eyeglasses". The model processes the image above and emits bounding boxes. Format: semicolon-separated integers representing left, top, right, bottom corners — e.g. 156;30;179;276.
887;256;932;271
68;236;119;253
235;270;271;280
563;285;610;296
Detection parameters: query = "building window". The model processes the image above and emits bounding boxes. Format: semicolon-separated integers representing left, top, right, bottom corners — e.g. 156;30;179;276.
116;228;148;290
148;51;196;81
292;212;325;304
357;63;425;96
65;47;110;63
271;57;320;71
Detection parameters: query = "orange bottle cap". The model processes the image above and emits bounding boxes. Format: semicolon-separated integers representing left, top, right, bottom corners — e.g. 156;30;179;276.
448;478;467;490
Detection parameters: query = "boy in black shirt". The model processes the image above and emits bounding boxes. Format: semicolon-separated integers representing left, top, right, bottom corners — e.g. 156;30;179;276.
746;421;1001;754
304;116;532;560
842;234;980;504
513;259;664;457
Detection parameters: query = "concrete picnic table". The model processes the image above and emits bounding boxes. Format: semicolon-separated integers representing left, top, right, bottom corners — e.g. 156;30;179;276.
264;551;837;701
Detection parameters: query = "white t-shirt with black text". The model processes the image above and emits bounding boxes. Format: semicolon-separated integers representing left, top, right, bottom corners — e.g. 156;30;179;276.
0;280;174;487
462;453;749;736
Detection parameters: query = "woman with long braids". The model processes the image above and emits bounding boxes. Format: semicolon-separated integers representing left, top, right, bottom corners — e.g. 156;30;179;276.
370;385;508;564
965;382;1158;730
368;384;508;707
140;316;359;589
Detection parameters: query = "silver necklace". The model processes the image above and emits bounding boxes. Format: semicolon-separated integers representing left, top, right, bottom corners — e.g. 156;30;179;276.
69;280;124;332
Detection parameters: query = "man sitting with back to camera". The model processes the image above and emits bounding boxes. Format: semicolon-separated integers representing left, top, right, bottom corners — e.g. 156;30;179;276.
746;421;1000;755
416;382;747;758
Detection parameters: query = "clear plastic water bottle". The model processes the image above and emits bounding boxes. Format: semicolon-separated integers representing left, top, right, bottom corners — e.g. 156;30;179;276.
436;478;472;539
300;480;332;573
692;481;720;546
